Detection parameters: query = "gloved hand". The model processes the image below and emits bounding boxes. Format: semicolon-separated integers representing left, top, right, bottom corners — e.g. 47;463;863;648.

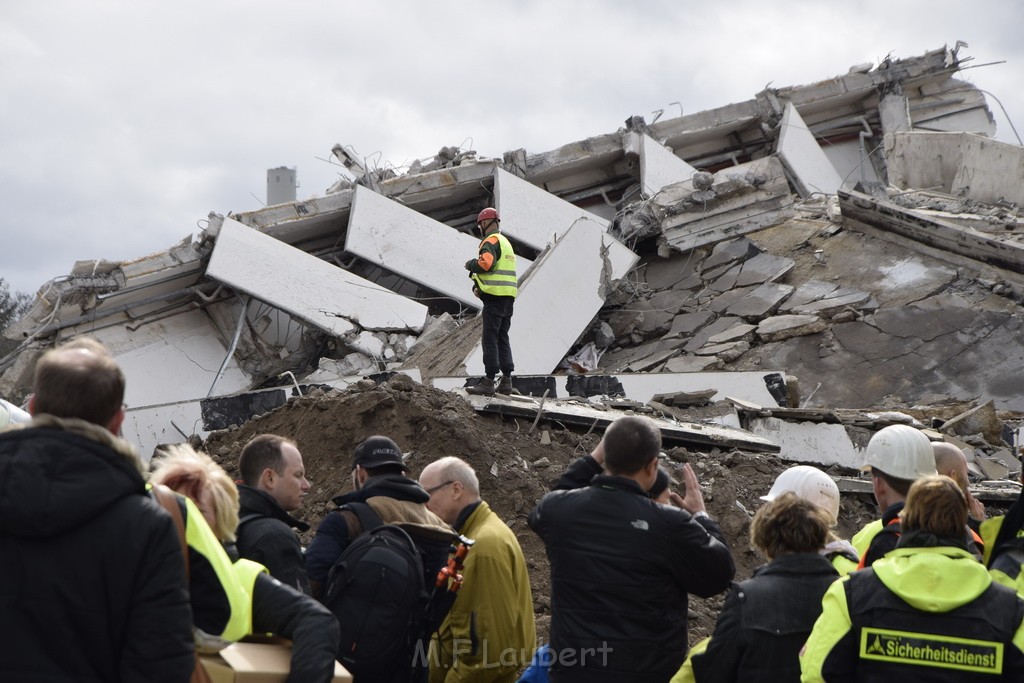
464;258;477;271
472;286;481;299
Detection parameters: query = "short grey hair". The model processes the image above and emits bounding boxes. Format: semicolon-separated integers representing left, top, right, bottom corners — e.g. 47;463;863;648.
428;456;480;497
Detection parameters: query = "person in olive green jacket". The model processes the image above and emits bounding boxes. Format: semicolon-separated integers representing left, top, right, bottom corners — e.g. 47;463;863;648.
420;456;536;683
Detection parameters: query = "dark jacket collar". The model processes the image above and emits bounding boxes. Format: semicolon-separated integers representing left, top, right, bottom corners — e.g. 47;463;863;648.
881;500;905;526
331;473;430;507
454;500;483;532
238;484;309;532
752;552;839;579
591;474;650;497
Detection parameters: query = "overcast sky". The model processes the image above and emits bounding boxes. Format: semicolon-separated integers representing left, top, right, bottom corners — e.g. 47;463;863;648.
2;1;1021;295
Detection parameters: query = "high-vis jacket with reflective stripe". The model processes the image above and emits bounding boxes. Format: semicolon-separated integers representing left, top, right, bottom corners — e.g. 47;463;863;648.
472;233;518;298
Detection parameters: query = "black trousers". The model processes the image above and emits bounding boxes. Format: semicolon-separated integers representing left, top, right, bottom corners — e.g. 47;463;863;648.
480;296;515;378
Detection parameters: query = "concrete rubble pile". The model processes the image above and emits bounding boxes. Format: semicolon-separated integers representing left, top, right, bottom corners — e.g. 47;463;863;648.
1;42;1023;498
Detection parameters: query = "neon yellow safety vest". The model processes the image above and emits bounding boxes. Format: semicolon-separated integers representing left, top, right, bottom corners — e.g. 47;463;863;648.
473;233;518;298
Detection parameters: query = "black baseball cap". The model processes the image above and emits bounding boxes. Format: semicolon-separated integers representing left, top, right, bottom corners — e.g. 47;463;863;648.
353;435;408;471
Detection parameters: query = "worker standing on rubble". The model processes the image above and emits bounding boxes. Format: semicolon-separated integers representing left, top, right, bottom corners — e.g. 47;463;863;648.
801;475;1024;682
465;207;518;396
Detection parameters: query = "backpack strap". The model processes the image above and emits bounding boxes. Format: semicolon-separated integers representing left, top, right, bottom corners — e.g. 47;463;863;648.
340;501;386;537
237;513;264;529
152;484;190;579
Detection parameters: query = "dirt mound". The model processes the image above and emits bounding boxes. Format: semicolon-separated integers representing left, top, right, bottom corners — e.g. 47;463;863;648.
203;375;877;645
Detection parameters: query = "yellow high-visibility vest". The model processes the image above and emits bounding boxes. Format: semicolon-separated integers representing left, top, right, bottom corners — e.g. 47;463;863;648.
473;233;518;298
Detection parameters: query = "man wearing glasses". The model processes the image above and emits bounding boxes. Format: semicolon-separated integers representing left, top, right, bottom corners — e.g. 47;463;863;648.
419;457;536;683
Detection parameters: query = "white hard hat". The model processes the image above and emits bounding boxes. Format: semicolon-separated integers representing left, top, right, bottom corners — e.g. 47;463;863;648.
0;402;9;430
761;465;840;522
861;424;936;481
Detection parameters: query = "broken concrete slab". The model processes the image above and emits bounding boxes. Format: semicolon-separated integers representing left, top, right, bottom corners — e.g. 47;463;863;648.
703;237;761;272
777;102;844;197
208;218;428;335
940;400;1006;446
631;132;697;198
663;355;721;372
345;186;531;309
788;290;871;317
756;314;827;342
782;281;847;308
642;254;703;290
463;392;781;453
608;309;644;338
726;282;794;318
734;252;796;288
839;190;1024;276
695;340;750;361
747;416;863;468
705;323;757;345
494;167;610;251
114;309;252;407
432;370;787;406
461;218;638;376
654;157;796;252
708;286;757;314
887;132;1024;207
684;316;744;353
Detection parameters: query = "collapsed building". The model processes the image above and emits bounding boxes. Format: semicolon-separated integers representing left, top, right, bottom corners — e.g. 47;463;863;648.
1;43;1022;494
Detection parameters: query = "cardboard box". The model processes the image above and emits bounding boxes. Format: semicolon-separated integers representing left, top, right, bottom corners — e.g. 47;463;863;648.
200;641;351;683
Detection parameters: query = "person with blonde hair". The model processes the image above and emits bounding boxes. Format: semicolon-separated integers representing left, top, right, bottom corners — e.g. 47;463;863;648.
686;492;838;683
151;445;340;683
801;475;1024;682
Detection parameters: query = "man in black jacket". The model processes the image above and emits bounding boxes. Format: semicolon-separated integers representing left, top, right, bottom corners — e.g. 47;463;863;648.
529;415;735;683
304;435;454;599
0;338;193;682
236;433;312;594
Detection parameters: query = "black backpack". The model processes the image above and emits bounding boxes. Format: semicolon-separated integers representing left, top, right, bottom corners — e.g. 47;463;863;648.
322;502;444;682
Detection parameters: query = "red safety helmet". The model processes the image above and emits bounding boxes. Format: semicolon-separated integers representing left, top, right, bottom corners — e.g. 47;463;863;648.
476;207;500;225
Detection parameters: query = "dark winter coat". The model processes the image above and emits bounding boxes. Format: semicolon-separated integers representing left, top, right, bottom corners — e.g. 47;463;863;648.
528;457;735;683
236;484;311;594
304;473;454;592
690;553;839;683
0;416;193;683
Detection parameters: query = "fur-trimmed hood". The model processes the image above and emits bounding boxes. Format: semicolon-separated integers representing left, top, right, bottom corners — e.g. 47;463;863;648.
0;415;148;537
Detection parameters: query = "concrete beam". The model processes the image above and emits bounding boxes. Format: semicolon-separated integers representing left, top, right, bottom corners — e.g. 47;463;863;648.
626;132;697;198
494;168;611;251
656;157;795;252
208;217;428;336
839;190;1024;275
431;370;786;406
459;215;637;375
747;417;863;469
777;102;843;197
346;186;531;310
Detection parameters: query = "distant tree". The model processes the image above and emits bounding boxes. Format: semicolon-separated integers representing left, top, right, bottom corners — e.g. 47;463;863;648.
0;278;32;334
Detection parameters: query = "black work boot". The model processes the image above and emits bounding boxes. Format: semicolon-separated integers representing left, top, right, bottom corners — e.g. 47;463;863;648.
496;374;516;395
466;377;496;396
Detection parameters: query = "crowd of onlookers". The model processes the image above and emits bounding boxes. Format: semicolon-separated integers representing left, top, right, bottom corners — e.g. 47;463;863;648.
1;337;1023;682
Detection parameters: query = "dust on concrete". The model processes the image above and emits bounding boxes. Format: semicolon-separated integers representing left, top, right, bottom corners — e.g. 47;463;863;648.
204;375;877;645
